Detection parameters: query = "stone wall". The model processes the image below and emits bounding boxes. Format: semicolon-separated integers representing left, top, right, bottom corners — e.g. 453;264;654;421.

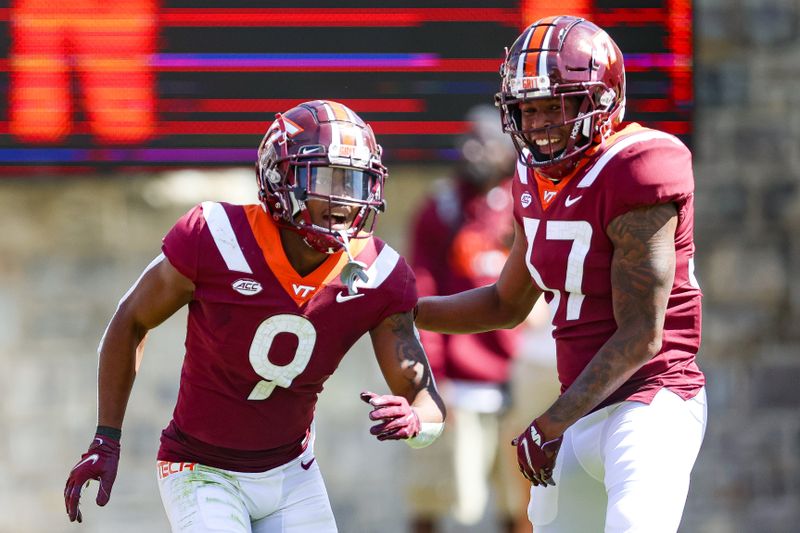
2;2;800;531
684;1;800;532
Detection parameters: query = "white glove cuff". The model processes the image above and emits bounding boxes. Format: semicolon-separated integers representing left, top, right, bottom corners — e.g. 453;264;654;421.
404;422;444;449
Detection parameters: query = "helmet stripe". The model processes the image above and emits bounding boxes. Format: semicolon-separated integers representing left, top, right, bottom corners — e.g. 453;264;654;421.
522;17;558;79
522;26;543;78
319;100;333;122
324;101;361;148
516;25;535;84
322;101;342;145
341;105;366;147
342;104;359;124
537;23;556;81
328;101;350;122
340;125;357;147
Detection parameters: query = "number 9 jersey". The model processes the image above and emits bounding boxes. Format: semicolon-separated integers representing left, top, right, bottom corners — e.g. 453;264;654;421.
156;201;416;472
513;124;705;410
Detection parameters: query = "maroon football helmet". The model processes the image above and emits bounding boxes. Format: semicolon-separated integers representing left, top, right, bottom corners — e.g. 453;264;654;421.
495;16;626;173
256;100;387;254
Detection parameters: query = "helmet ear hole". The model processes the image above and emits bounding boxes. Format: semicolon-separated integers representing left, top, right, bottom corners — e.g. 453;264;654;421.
264;191;285;219
265;168;282;185
599;89;616;111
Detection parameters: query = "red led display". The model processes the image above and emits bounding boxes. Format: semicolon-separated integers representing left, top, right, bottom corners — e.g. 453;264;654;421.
8;0;157;144
0;1;692;170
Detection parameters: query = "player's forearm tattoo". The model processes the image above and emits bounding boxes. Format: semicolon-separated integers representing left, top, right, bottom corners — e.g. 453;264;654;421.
547;203;678;426
387;312;431;393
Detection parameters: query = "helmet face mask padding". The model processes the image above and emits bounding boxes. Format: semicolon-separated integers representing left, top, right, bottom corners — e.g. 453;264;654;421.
495;16;626;175
255;100;387;254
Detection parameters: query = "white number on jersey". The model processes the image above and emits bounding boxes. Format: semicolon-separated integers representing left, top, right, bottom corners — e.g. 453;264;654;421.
522;217;592;321
247;314;317;400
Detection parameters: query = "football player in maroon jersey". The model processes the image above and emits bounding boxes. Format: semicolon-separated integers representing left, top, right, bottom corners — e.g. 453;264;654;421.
415;16;707;532
64;100;446;532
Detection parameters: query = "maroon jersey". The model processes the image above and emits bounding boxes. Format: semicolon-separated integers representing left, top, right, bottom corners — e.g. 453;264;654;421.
157;202;416;471
411;179;519;383
512;124;704;409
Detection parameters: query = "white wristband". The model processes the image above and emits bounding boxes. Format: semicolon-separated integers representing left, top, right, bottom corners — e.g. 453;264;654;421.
404;422;445;449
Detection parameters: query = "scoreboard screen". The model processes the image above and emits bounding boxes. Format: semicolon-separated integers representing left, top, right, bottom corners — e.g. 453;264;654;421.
0;0;692;172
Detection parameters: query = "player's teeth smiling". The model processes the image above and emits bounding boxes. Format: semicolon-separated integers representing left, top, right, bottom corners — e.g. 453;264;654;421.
535;137;561;146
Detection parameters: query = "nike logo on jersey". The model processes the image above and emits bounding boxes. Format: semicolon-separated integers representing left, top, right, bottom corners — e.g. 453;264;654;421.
232;278;263;296
335;291;365;303
300;458;316;470
72;454;99;471
564;195;583;207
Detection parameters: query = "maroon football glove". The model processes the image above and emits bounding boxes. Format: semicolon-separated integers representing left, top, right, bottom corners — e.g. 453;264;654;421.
360;391;421;441
512;419;562;487
64;433;121;522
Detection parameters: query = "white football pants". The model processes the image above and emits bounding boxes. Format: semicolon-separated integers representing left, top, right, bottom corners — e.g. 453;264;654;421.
157;445;337;533
528;387;707;533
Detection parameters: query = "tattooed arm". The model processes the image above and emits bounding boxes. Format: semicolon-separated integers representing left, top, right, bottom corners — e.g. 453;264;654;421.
368;311;445;424
535;203;678;441
415;220;542;333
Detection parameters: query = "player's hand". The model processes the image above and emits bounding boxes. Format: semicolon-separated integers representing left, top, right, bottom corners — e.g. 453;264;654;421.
64;434;121;522
512;419;562;487
360;391;421;441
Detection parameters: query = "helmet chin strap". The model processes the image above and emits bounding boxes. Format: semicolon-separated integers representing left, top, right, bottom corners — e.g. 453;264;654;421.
337;230;369;295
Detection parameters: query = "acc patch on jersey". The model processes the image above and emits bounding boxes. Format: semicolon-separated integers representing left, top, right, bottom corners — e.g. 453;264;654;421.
232;278;263;296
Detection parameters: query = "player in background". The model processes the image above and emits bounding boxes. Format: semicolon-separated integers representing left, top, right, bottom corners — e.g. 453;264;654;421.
405;105;532;533
64;100;446;532
415;16;707;532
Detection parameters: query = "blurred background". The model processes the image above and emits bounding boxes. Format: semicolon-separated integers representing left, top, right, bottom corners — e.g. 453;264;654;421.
0;0;799;532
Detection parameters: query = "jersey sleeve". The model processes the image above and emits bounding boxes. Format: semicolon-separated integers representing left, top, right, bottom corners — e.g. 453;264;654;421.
376;256;418;323
511;166;526;227
603;136;695;223
161;204;205;281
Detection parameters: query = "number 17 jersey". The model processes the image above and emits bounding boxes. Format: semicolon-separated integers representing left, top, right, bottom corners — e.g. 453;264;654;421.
512;124;704;410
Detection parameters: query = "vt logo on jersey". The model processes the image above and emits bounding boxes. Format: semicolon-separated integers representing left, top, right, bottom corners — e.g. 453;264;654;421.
292;283;316;298
539;187;560;209
232;278;263;296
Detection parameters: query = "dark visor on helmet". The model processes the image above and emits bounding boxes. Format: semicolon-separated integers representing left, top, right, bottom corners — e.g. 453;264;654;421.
297;166;377;202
